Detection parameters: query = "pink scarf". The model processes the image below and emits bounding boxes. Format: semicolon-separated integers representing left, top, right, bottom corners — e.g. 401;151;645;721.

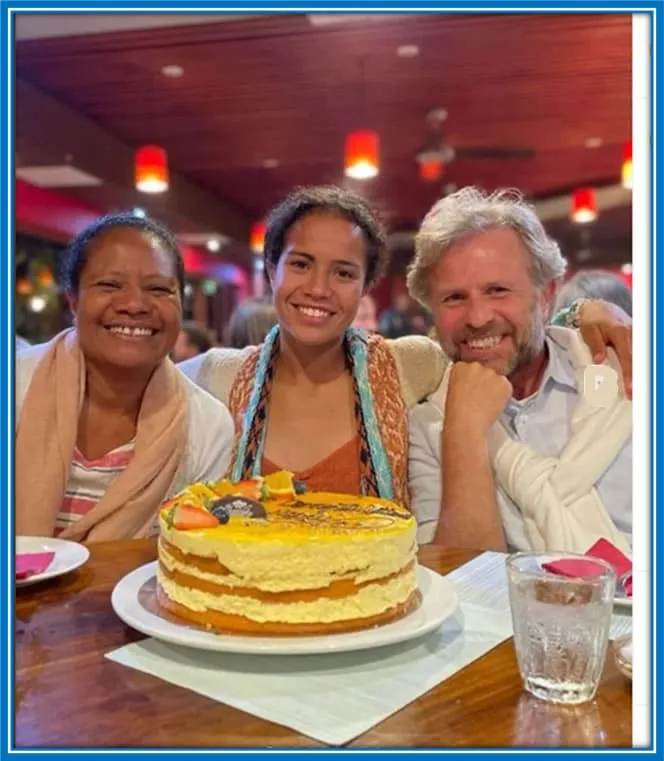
16;329;187;542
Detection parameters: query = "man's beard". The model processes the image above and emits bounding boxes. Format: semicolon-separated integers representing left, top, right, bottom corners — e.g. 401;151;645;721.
506;311;545;378
441;305;546;378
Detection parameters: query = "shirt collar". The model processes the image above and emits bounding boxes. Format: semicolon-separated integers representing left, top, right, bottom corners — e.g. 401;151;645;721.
543;329;578;392
503;331;577;417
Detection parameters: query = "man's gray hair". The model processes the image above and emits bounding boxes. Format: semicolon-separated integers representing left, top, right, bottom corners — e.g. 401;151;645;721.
407;187;567;307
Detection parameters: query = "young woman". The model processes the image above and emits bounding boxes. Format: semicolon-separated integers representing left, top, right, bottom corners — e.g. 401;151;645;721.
180;186;445;506
180;185;632;506
16;213;235;542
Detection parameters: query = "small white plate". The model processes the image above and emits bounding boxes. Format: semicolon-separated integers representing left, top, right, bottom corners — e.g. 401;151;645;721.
613;634;633;680
16;536;90;588
111;562;459;656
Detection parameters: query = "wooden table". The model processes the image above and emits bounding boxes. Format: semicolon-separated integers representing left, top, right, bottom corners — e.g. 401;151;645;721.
15;540;632;748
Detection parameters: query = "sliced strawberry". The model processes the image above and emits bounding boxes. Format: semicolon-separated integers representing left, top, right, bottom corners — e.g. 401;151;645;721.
169;504;220;531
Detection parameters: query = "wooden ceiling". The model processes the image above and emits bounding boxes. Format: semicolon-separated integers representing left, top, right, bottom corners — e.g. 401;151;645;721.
15;12;632;266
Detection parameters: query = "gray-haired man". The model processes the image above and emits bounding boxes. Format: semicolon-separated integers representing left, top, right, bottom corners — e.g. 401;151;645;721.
406;188;632;554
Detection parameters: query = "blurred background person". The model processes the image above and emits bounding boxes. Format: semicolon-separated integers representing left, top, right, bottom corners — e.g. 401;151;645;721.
410;310;433;336
378;292;414;338
352;294;378;332
172;320;213;363
555;269;633;317
224;297;278;349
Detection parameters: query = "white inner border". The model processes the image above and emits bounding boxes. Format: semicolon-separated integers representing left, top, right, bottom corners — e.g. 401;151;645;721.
631;11;653;749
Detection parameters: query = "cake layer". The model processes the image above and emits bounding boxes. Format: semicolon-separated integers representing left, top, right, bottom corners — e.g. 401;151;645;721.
159;533;415;593
157;563;418;626
158;554;415;603
157;584;421;636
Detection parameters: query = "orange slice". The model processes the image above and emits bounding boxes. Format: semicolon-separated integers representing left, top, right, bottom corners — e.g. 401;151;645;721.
263;470;296;500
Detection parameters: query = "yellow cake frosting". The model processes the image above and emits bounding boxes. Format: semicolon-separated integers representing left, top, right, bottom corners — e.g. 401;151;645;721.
156;473;419;635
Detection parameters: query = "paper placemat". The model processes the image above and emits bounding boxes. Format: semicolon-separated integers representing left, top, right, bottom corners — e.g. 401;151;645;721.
105;552;631;746
106;553;513;746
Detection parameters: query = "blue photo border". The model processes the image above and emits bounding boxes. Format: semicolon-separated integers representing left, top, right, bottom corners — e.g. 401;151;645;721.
1;1;658;757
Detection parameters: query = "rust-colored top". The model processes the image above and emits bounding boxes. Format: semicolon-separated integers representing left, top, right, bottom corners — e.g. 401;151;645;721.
229;333;409;506
262;436;362;496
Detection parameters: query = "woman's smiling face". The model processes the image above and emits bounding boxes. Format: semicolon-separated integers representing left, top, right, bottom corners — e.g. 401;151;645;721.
69;227;182;373
268;211;367;347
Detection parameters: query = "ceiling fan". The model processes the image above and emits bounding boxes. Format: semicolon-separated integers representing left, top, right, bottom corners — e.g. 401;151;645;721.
415;109;536;181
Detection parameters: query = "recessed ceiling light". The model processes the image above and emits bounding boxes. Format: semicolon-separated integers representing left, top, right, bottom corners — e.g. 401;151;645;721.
161;65;184;78
206;238;221;252
621;262;633;275
16;165;102;188
397;44;419;58
584;137;604;149
263;158;279;169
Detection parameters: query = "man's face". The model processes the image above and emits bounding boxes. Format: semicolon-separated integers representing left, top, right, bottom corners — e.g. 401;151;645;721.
429;228;554;376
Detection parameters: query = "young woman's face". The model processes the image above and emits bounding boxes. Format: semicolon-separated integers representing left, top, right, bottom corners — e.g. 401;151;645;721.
268;211;367;348
69;228;182;373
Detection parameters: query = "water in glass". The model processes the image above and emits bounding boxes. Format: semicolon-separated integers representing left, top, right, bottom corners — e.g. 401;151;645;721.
507;553;616;705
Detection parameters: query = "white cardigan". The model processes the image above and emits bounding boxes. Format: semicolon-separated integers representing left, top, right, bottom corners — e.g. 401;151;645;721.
15;345;235;498
409;328;632;555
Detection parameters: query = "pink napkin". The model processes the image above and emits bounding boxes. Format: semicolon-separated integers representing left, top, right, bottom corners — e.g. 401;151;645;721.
541;557;608;578
16;552;55;580
542;539;632;596
585;539;632;575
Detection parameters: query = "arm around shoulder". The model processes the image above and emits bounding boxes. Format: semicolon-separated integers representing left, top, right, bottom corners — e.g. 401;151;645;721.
177;346;251;407
388;335;451;407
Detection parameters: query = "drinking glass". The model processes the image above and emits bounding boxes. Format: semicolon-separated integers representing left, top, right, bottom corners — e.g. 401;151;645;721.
506;552;616;705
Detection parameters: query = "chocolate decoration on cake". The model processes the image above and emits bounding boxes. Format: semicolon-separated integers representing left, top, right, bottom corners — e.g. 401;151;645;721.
210;495;268;520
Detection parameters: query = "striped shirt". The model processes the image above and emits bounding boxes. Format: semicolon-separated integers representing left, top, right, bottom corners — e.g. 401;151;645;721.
56;443;135;534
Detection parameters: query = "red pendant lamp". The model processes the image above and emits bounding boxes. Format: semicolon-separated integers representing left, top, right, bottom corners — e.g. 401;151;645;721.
250;221;266;254
621;140;632;190
16;278;32;296
37;267;54;287
418;157;444;182
571;188;598;224
135;145;169;193
344;130;380;180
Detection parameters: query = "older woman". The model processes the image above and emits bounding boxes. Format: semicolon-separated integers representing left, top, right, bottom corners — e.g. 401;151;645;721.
16;213;234;541
180;185;631;507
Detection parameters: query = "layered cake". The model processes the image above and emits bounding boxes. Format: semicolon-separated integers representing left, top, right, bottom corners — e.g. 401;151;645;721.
157;472;419;635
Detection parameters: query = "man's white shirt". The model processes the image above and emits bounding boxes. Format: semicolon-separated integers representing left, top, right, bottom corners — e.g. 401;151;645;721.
408;330;632;550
